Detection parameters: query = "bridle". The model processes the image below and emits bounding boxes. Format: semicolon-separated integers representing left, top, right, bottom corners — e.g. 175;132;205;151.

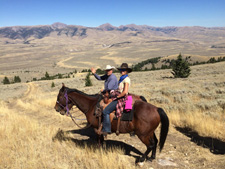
57;89;92;129
57;89;71;116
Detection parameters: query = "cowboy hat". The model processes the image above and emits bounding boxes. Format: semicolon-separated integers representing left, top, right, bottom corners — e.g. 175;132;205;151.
117;63;132;73
104;65;115;71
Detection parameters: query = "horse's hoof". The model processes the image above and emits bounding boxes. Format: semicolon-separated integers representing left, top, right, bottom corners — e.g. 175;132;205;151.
116;130;120;136
136;162;144;167
147;157;153;162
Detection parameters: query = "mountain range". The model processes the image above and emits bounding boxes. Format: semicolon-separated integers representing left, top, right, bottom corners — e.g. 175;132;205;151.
0;22;225;72
1;22;225;42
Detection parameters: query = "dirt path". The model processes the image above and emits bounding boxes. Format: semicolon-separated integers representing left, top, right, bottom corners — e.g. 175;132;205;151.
23;83;37;99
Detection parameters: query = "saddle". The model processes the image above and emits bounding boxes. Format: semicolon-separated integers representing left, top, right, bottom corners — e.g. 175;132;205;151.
96;92;134;136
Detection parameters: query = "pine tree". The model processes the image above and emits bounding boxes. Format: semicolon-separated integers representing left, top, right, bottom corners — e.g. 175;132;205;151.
45;72;50;80
171;53;191;78
51;82;55;88
3;76;10;84
85;72;93;86
14;76;21;83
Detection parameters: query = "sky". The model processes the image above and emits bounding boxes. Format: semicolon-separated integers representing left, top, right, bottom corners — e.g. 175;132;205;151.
0;0;225;28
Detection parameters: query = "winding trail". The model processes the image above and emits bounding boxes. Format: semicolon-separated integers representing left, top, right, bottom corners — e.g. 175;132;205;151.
22;83;37;99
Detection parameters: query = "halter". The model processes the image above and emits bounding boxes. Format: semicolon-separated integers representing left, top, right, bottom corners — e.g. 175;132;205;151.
56;90;69;115
57;89;91;129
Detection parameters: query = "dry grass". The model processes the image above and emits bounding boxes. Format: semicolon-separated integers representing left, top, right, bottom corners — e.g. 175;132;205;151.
168;110;225;140
0;61;224;168
0;98;134;169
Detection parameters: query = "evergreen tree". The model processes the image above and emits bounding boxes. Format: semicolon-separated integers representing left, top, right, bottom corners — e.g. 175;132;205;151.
45;72;50;80
51;82;55;88
151;63;156;70
85;72;93;86
171;53;191;78
3;76;10;84
58;73;63;79
14;76;21;83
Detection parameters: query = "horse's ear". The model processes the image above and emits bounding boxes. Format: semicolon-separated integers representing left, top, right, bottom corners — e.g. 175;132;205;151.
61;83;65;91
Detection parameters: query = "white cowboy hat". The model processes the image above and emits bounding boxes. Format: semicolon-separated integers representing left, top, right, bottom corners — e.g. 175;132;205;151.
104;65;115;71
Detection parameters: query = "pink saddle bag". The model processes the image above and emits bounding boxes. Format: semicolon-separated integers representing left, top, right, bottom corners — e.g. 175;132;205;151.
125;95;133;112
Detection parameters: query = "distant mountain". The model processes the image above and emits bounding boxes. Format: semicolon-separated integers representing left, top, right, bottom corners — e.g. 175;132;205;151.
0;22;87;40
98;23;116;31
1;22;225;41
51;22;68;29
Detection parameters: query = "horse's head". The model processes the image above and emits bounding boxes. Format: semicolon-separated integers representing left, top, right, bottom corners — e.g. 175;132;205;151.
54;83;73;115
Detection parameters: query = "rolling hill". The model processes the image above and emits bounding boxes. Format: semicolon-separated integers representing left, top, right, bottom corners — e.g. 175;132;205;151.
0;22;225;80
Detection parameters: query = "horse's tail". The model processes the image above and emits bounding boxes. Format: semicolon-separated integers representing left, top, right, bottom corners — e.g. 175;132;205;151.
157;107;169;152
140;96;147;102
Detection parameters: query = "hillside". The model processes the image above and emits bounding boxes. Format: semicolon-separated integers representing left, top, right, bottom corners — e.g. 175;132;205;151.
0;62;224;168
1;23;225;75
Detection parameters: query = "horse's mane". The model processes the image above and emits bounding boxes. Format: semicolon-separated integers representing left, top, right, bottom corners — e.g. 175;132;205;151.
63;87;100;98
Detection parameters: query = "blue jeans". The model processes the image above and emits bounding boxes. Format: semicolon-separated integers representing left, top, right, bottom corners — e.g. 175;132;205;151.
102;100;118;133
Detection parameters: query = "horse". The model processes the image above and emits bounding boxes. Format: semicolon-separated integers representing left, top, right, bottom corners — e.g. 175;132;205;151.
54;83;169;163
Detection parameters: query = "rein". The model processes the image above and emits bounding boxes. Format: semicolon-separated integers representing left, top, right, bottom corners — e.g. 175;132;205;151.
58;90;92;130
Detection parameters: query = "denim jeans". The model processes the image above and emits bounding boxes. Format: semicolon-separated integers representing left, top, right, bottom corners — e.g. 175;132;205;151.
102;100;118;133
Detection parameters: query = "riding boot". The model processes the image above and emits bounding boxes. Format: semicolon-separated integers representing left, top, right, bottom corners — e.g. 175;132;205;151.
116;116;121;136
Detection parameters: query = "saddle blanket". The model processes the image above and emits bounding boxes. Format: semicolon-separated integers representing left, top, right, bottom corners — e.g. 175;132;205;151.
113;108;134;121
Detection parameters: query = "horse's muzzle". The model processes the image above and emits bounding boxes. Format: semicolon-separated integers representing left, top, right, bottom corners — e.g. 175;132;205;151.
54;104;60;112
54;104;67;115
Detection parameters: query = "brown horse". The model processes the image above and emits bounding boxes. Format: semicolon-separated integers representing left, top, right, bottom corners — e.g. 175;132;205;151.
54;84;169;163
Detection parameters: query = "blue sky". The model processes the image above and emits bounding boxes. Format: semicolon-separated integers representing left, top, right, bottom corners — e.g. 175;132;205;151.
0;0;225;27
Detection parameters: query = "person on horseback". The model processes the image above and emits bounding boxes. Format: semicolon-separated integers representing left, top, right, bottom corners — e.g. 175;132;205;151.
91;65;118;93
99;63;132;136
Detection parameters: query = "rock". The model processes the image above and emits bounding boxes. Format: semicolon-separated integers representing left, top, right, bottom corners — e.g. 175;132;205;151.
158;158;178;167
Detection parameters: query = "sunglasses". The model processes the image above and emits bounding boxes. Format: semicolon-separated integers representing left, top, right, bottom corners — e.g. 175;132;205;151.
120;69;126;72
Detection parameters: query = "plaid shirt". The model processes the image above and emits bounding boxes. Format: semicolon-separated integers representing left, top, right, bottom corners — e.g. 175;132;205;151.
110;90;127;117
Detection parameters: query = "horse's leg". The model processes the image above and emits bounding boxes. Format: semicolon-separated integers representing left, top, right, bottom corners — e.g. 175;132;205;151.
95;131;105;147
99;134;104;145
138;133;155;162
147;133;158;161
97;116;103;135
94;128;103;147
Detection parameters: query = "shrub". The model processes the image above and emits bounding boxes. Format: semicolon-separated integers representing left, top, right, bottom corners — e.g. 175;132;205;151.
14;76;21;83
58;73;63;79
85;72;93;86
96;68;105;74
45;72;50;80
171;53;191;78
2;76;10;84
51;82;55;88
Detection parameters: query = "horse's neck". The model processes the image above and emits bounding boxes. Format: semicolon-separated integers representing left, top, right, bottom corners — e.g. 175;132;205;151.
69;92;98;114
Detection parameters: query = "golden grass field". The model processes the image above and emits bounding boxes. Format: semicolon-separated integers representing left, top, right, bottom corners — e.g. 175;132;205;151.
1;25;225;73
0;61;225;168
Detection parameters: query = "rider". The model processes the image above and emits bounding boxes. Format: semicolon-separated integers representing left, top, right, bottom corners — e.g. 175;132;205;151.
91;65;118;93
100;63;132;136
